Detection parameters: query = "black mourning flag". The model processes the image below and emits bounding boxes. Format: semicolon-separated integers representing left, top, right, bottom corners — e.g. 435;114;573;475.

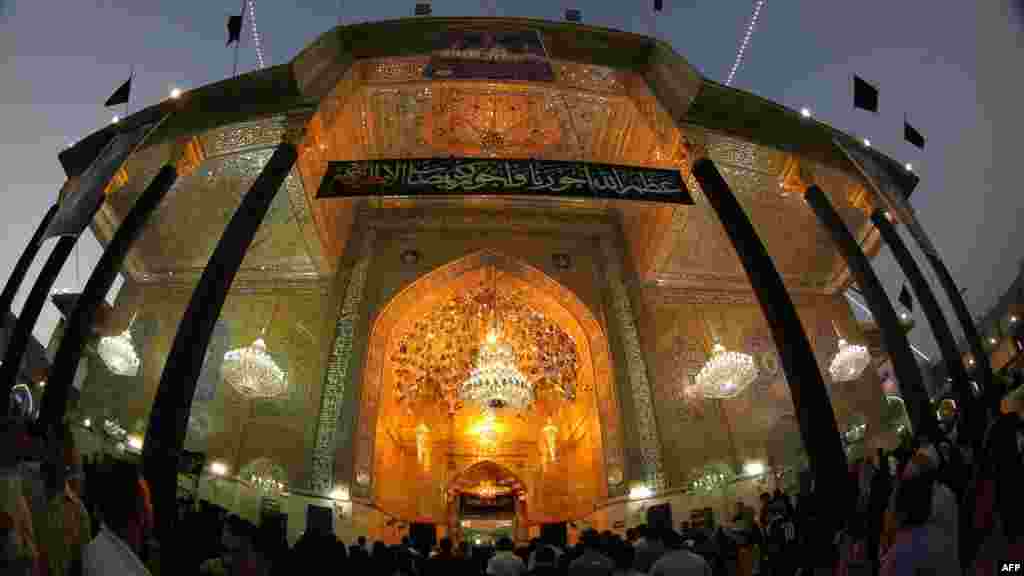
853;75;879;113
226;14;243;46
655;0;663;11
104;75;132;107
904;120;926;149
565;8;581;22
899;285;914;312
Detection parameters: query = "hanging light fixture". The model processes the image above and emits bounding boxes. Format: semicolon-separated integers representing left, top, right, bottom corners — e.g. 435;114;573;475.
416;422;430;467
221;301;288;399
542;418;558;463
97;312;140;376
457;268;535;411
828;321;871;382
694;315;758;400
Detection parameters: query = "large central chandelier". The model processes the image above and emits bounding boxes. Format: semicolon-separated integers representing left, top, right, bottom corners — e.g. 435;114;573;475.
392;268;578;415
695;342;759;400
459;333;535;410
221;337;288;399
97;321;140;377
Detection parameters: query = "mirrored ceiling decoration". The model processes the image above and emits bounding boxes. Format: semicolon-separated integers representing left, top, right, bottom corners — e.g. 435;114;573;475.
391;268;580;418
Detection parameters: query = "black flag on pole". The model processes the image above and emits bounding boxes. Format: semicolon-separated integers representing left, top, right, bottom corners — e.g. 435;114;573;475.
227;14;243;46
654;0;663;11
899;284;914;312
904;120;926;149
853;75;879;113
104;75;132;107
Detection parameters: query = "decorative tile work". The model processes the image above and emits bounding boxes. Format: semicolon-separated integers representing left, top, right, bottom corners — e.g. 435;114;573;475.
309;231;376;494
555;62;627;94
600;240;665;490
363;58;429;83
201;118;289;158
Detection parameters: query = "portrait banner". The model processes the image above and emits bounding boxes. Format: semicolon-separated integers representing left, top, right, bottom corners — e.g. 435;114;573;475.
316;158;693;205
424;28;554;82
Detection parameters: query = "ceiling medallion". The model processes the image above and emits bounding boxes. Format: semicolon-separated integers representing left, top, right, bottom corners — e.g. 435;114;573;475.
221;338;288;399
695;343;759;400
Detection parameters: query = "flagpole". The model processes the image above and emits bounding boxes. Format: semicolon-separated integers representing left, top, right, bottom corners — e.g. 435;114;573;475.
124;64;134;119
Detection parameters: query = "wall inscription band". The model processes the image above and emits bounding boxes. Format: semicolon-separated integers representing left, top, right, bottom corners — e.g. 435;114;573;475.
316;158;693;205
601;239;666;490
309;230;375;494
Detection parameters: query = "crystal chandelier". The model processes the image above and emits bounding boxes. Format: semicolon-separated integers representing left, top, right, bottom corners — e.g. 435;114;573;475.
828;321;871;383
695;342;759;400
97;321;140;377
459;335;535;411
829;338;871;382
221;337;288;399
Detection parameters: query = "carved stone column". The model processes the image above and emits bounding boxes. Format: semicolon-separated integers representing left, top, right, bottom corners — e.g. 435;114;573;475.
598;237;666;490
309;228;376;496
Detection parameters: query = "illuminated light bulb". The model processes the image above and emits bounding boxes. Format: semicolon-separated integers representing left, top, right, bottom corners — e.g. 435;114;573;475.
38;380;46;388
127;435;143;451
800;107;812;118
989;338;998;345
629;485;653;499
169;87;182;99
863;138;871;147
111;116;120;124
968;358;976;366
1010;315;1018;324
486;331;497;345
743;461;766;476
905;163;913;171
210;461;229;476
83;418;91;428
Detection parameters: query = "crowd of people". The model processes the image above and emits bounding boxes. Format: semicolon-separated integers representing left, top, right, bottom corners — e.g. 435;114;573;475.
2;399;1022;575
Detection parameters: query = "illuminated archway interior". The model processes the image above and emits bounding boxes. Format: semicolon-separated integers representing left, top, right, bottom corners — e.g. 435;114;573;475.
371;262;606;529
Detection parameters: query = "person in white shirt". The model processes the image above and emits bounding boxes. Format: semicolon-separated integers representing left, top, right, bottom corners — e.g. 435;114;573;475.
648;530;712;576
487;536;525;576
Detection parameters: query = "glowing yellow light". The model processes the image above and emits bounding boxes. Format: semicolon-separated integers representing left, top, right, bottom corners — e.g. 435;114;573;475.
486;331;498;345
83;418;91;428
169;87;182;99
210;461;229;476
127;435;143;451
629;485;653;499
743;460;766;476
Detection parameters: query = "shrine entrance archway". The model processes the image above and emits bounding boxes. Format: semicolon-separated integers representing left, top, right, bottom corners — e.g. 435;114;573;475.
353;250;624;526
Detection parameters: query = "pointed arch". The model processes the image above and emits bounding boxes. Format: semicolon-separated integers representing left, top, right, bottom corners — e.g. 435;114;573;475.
350;250;623;506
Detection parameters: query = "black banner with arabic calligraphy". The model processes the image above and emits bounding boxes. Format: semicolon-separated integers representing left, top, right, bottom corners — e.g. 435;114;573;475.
315;158;693;205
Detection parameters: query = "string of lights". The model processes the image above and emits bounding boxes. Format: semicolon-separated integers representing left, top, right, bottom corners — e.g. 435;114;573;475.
725;0;766;86
247;0;267;69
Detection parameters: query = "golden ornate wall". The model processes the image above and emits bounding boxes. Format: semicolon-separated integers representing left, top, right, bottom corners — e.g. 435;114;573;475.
631;285;885;489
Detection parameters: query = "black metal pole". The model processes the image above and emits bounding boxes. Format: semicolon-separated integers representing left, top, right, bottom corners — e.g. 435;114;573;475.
0;204;60;318
805;186;938;443
921;251;995;415
39;165;178;430
0;235;77;414
142;143;297;575
692;159;850;539
870;209;977;446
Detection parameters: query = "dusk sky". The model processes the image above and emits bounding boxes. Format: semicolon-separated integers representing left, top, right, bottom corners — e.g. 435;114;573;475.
1;1;1022;363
